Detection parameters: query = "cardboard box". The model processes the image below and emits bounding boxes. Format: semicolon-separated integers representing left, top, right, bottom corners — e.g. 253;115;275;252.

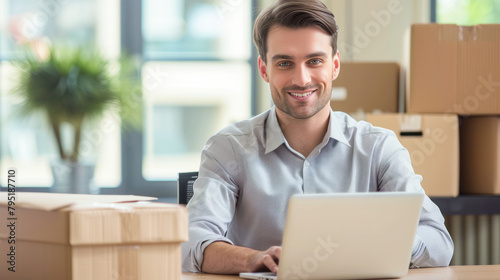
408;24;500;115
0;192;188;280
331;62;399;117
460;117;500;194
366;114;459;197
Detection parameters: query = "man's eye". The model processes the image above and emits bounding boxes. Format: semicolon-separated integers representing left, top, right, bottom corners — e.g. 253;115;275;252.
278;61;291;67
309;59;322;64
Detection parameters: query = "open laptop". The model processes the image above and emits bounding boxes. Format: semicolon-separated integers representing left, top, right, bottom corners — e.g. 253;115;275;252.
240;192;424;280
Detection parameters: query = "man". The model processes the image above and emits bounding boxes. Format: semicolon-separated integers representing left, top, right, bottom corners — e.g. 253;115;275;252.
182;0;453;274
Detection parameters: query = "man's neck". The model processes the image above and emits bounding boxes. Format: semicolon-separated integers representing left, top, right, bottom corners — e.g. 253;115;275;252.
276;106;330;158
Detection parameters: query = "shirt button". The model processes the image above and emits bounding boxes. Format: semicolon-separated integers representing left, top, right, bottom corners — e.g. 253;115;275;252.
305;161;310;167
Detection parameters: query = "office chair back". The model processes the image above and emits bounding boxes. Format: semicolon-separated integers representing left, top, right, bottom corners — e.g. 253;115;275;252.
177;172;198;205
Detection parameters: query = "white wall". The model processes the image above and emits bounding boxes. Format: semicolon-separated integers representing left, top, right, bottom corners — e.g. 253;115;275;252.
326;0;431;64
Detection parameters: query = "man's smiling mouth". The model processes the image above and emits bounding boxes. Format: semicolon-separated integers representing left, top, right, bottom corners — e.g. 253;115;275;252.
288;90;316;97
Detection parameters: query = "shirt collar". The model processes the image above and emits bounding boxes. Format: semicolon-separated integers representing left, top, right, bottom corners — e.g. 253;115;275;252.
327;108;351;147
265;107;286;154
265;107;351;154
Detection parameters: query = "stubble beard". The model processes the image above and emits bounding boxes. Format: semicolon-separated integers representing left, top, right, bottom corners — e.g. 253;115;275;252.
271;84;331;120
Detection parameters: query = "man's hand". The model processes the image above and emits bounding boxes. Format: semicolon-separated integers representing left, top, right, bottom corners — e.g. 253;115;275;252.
201;242;282;274
246;246;281;273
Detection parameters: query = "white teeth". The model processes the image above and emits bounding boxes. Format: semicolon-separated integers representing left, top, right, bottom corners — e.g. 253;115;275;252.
289;91;313;97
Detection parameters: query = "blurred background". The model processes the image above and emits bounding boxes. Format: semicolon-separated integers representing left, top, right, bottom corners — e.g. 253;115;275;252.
0;0;499;197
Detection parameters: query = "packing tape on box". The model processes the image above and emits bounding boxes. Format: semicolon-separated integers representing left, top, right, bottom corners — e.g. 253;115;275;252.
399;115;422;132
120;211;141;242
458;25;478;41
117;245;140;278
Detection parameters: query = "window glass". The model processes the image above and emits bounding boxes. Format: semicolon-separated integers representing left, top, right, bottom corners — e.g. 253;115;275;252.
141;0;253;180
142;62;251;180
142;0;251;60
0;0;97;58
437;0;500;24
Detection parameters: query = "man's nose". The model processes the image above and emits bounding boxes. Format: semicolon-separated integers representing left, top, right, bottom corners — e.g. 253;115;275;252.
291;64;311;87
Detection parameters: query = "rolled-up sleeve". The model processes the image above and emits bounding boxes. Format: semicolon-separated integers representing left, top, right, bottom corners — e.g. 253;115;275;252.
181;134;240;272
375;132;454;268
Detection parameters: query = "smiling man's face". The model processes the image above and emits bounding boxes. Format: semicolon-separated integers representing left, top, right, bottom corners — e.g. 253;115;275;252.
258;25;340;120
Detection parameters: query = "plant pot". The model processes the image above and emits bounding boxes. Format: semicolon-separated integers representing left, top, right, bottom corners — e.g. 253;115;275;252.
50;160;97;194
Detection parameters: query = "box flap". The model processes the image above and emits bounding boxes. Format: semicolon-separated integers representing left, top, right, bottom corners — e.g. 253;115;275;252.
0;192;157;211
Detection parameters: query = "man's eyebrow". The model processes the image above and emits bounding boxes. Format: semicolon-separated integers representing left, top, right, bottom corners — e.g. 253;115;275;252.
306;51;328;58
271;52;328;61
271;54;293;61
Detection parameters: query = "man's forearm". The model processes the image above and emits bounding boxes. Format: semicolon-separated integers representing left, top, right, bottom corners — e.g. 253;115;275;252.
201;241;258;274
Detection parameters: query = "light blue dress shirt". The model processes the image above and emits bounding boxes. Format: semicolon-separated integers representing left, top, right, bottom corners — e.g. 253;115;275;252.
181;106;454;272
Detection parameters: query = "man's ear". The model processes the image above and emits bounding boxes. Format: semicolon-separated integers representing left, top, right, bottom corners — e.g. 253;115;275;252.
258;56;269;83
332;50;340;81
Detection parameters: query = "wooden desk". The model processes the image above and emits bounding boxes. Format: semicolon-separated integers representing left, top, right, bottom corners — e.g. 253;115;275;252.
182;265;500;280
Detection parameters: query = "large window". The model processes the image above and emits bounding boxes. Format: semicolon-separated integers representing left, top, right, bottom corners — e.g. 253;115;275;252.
140;0;253;180
0;0;121;188
1;0;257;196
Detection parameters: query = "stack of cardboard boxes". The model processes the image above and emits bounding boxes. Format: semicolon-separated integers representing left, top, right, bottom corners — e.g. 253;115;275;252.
335;24;500;197
406;24;500;196
407;24;500;196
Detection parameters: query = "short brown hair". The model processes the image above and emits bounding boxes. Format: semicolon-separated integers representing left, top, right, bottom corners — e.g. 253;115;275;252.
253;0;339;63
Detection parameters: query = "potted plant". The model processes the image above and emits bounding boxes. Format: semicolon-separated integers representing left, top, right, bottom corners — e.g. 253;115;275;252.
13;44;141;193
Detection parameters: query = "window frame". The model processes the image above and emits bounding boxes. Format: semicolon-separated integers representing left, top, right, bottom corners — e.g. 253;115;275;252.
430;0;437;22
